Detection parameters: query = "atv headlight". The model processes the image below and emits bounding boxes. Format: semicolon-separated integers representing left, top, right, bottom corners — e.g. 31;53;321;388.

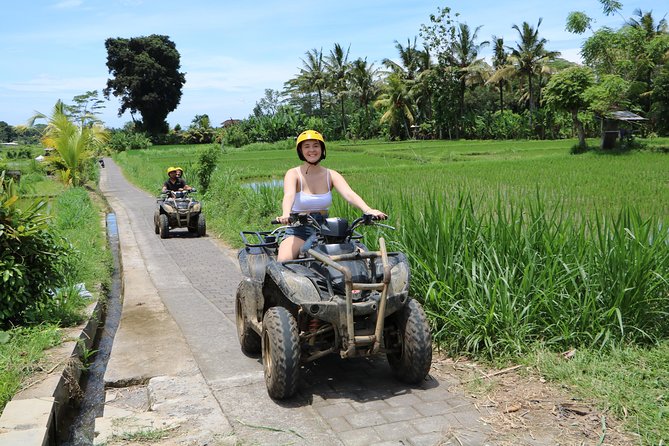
162;204;175;212
190;202;201;212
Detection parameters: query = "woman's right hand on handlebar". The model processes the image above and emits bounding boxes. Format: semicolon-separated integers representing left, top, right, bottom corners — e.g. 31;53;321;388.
276;215;291;225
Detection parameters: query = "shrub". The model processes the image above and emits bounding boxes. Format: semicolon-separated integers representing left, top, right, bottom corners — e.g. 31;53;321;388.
222;125;250;148
195;144;220;194
0;175;73;327
107;130;152;152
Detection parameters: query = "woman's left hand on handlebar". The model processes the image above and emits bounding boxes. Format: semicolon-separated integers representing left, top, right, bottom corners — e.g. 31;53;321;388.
276;215;291;225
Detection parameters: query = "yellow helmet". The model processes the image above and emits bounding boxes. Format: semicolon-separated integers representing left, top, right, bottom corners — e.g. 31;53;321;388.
175;166;184;172
296;130;326;162
167;166;177;174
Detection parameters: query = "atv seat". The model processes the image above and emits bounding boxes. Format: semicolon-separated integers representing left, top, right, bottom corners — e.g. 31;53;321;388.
313;242;357;256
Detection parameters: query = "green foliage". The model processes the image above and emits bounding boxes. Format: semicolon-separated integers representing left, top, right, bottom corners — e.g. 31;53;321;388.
103;34;186;135
107;130;153;152
195;144;220;194
0;121;17;143
28;100;109;186
0;175;73;327
222;125;250;148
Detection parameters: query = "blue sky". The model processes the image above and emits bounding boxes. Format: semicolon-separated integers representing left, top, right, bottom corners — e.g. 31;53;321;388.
0;0;664;129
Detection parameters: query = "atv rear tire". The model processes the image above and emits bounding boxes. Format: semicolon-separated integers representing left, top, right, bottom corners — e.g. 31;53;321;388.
386;299;432;384
153;210;160;234
159;214;170;239
235;291;261;354
261;307;300;399
197;214;206;237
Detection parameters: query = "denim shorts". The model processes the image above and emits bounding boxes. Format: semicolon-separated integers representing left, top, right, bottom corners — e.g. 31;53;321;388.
284;213;326;241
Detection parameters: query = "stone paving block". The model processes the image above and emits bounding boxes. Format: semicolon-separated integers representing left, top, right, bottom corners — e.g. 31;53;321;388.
315;402;355;418
411;413;460;435
324;415;354;433
349;398;391;412
408;431;444;446
379;405;421;423
339;427;382;446
384;391;423;407
373;420;418;441
344;410;387;429
414;400;452;417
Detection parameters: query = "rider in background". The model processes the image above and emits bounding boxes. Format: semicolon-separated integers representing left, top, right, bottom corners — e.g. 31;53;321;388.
276;129;386;262
175;166;184;180
162;166;192;195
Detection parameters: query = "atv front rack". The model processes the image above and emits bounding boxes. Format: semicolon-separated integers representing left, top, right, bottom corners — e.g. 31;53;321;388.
305;237;392;358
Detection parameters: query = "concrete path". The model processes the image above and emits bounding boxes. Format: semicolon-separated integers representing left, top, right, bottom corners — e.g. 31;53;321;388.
96;158;494;446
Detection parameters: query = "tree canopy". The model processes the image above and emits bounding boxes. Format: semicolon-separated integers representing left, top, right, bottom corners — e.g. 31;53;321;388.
103;34;186;135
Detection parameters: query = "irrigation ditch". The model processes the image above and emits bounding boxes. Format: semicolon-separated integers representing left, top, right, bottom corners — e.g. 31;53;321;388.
57;213;122;446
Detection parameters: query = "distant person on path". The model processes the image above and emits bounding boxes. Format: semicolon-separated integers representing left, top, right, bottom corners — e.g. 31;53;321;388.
276;129;386;261
162;166;191;195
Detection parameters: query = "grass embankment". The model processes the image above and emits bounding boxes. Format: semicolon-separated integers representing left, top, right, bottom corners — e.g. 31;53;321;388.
0;183;112;412
115;137;669;444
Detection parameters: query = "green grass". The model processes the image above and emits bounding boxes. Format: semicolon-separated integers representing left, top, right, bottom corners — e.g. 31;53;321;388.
0;325;62;412
531;342;669;445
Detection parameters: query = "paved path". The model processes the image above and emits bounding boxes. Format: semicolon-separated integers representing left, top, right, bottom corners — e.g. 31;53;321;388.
97;158;494;446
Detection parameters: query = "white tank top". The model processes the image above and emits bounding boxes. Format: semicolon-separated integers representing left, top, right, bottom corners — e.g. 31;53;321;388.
291;167;332;212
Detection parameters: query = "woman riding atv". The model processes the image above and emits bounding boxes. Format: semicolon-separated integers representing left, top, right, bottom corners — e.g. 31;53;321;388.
276;130;387;261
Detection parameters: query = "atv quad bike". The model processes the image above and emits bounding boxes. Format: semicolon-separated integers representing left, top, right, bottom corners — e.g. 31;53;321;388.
236;213;432;399
153;189;206;238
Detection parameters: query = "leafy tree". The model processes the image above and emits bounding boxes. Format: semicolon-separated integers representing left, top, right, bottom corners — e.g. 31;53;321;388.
65;90;105;127
103;34;186;135
0;122;16;143
651;65;669;134
543;66;595;148
584;74;631;116
28;100;108;186
253;89;282;117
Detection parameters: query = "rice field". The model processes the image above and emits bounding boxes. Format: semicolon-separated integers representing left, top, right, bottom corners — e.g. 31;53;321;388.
115;138;669;355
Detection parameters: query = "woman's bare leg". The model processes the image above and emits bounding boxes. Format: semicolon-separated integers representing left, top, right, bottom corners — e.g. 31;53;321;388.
277;236;304;262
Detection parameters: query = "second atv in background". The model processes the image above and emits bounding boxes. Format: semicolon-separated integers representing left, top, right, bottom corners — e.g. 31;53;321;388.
154;189;206;238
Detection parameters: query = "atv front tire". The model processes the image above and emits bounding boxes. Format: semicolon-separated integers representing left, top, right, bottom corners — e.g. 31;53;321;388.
386;299;432;384
153;210;160;234
261;307;300;399
159;214;170;239
197;213;206;237
235;291;261;354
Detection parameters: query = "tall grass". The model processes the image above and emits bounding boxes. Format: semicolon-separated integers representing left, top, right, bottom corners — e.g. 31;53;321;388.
391;190;669;358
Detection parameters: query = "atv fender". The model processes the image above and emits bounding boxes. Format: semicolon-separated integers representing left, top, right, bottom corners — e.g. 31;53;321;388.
237;277;264;328
266;262;321;305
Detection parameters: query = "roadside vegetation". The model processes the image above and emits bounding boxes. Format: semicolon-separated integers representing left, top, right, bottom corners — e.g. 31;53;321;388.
114;137;669;443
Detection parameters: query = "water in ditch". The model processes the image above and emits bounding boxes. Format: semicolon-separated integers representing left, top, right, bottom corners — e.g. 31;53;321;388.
59;213;122;445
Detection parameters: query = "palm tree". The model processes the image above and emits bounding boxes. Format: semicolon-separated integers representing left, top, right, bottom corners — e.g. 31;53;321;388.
508;19;560;115
325;43;351;136
374;73;414;139
448;23;489;137
490;36;509;112
349;58;380;136
295;48;327;115
28;100;108;186
382;38;423;81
